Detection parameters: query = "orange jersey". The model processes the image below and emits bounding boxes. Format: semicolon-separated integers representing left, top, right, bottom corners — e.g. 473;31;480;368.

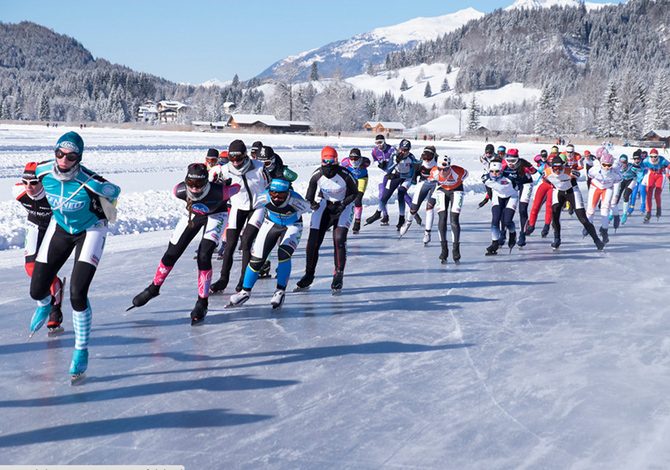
429;165;468;191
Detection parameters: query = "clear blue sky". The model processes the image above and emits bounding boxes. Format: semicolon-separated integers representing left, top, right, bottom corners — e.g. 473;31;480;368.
2;0;619;84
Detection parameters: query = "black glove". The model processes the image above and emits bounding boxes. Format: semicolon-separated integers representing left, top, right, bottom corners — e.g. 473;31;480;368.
395;154;403;163
378;160;388;171
330;201;344;216
478;198;489;208
310;201;320;211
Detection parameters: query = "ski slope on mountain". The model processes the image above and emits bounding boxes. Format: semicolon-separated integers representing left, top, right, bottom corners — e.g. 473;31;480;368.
1;125;669;468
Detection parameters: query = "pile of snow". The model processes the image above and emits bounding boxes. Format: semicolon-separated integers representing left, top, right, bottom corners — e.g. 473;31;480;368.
367;8;484;45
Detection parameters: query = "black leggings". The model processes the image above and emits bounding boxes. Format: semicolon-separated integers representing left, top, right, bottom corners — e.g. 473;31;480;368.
551;189;599;242
161;217;216;271
30;224;98;311
218;210;260;289
304;206;348;275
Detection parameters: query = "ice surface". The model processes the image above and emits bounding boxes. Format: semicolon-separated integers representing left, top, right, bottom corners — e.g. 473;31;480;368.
0;125;669;468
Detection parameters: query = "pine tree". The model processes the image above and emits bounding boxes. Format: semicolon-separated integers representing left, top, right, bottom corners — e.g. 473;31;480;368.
467;95;480;132
598;80;619;137
424;82;432;98
534;86;558;137
310;62;319;81
232;74;240;88
447;64;452;74
38;93;50;121
440;77;450;92
400;78;409;91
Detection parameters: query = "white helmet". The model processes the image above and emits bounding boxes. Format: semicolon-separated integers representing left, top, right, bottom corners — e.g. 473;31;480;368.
437;154;451;169
489;161;503;172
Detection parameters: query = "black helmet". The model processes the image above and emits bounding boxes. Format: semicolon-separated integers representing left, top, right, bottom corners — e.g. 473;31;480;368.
485;144;495;154
257;146;275;162
399;139;411;151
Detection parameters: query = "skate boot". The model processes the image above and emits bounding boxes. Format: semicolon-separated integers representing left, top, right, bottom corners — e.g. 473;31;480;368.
352;219;361;234
498;230;506;246
29;302;51;338
613;215;620;230
47;304;64;336
599;227;609;245
582;227;589;237
228;290;250;308
524;224;535;236
413;213;422;225
439;242;449;265
551;237;561;250
259;260;272;279
621;212;628;225
331;270;344;295
422;230;431;245
540;224;551;238
190;297;208;325
396;216;406;231
485;240;500;256
69;348;88;384
517;231;526;248
643;212;651;224
209;278;228;294
380;213;390;226
452;242;461;264
657;207;662;220
398;219;412;237
508;232;517;252
270;289;285;309
127;283;160;310
294;272;315;291
595;237;605;251
365;210;382;226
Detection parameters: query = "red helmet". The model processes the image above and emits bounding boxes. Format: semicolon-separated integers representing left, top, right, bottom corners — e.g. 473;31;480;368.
321;146;338;164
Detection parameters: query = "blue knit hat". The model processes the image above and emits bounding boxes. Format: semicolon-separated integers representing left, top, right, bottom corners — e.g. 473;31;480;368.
55;131;84;155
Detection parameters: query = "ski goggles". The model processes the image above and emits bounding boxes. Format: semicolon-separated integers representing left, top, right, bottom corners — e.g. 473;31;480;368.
375;140;385;145
601;163;612;168
321;158;337;165
22;179;40;186
186;178;207;189
228;152;246;162
55;149;81;161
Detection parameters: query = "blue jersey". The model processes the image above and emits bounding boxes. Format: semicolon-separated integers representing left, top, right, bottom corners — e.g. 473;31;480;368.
340;156;371;180
261;190;311;226
387;153;417;180
35;161;121;234
641;156;670;174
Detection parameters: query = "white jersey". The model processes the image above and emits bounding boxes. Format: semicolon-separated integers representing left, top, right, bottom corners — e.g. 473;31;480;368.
588;167;623;190
215;159;268;211
484;175;518;198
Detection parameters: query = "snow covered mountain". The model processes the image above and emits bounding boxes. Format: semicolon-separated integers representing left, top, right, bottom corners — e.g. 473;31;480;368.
505;0;613;11
256;8;484;82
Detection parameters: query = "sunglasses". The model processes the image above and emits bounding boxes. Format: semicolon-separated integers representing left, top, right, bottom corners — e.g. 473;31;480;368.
22;179;40;186
322;158;337;165
552;165;564;170
633;157;641;160
55;149;80;162
650;155;659;159
375;141;385;145
602;164;612;168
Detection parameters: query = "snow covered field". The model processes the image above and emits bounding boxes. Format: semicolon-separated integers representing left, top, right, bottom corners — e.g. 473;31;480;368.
1;124;669;468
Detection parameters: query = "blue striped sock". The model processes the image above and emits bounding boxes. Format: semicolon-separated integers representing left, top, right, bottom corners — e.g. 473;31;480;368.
72;305;92;350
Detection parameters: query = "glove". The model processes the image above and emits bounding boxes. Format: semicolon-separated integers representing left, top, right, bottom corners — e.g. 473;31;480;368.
331;202;344;216
310;201;320;211
395;154;403;163
478;198;489;208
571;170;580;178
378;160;388;171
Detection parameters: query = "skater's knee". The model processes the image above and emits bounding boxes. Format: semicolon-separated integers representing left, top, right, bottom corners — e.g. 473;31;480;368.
248;256;264;272
278;245;294;262
197;239;216;267
70;284;88;311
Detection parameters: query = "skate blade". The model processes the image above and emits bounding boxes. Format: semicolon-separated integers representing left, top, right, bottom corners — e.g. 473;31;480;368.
271;301;284;310
226;299;249;309
440;260;447;265
293;286;310;292
331;289;342;296
70;373;86;385
191;317;206;326
125;305;136;312
47;327;65;337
